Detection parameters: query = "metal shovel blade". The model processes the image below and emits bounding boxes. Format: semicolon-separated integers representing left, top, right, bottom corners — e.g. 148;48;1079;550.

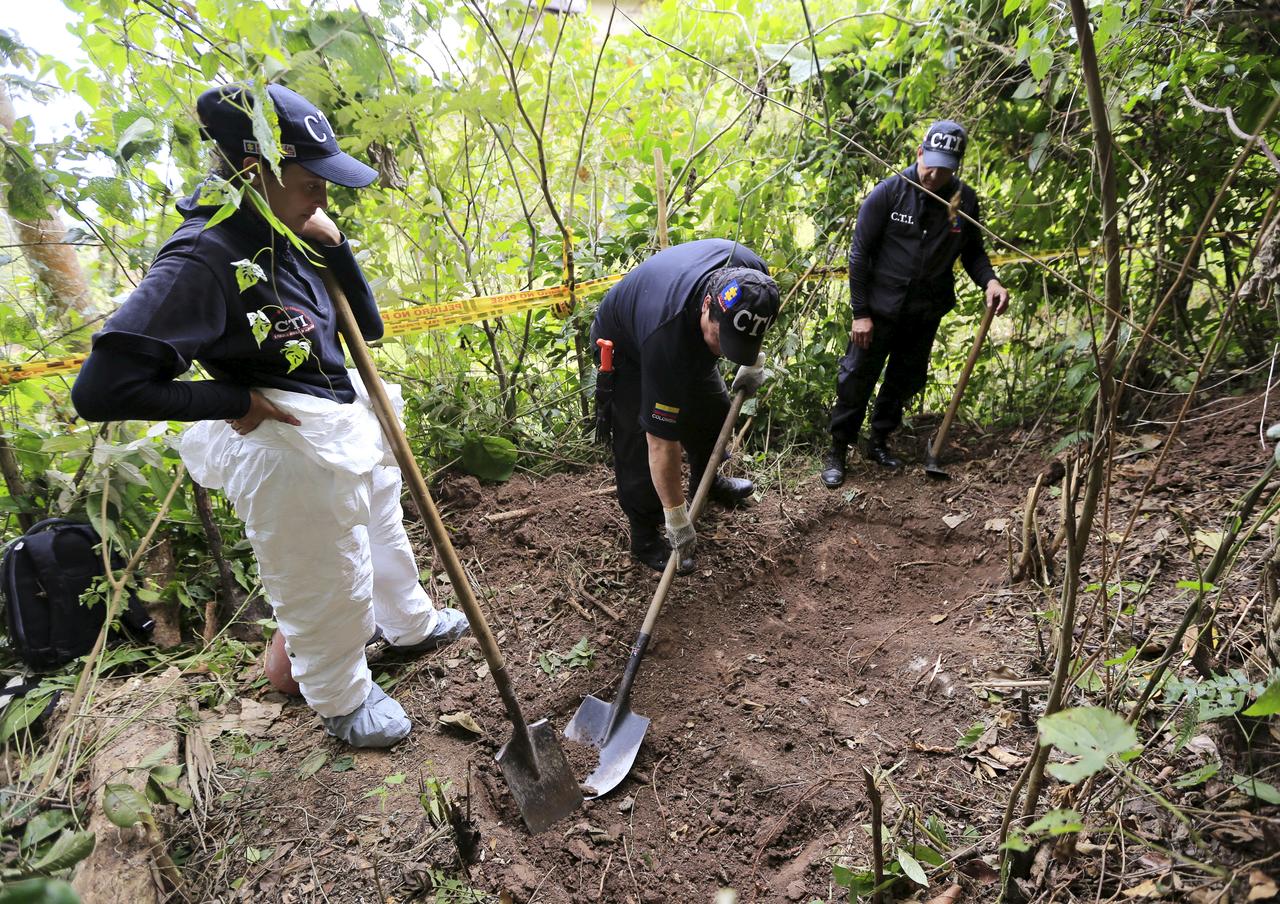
923;456;951;481
495;718;584;834
564;694;650;800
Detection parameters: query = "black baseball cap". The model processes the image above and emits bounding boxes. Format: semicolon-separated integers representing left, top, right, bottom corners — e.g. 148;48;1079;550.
196;83;377;188
921;119;967;169
706;267;780;367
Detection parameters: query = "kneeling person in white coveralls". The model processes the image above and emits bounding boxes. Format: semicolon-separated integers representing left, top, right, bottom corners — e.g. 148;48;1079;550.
71;83;468;748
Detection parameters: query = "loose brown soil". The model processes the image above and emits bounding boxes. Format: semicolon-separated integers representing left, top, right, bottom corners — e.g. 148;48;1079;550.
173;391;1280;903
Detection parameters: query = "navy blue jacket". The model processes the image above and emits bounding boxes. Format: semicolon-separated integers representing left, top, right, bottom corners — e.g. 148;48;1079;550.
72;187;381;422
848;164;997;321
591;239;767;440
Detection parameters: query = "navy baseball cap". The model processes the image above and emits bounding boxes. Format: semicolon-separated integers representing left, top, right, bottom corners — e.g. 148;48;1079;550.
197;83;377;188
707;267;780;367
921;119;967;169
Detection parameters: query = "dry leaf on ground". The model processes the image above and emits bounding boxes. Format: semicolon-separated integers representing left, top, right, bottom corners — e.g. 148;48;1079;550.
439;711;485;735
200;699;283;737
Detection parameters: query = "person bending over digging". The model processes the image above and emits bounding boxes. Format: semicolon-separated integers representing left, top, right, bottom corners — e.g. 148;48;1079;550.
591;239;780;573
820;119;1010;487
71;83;468;748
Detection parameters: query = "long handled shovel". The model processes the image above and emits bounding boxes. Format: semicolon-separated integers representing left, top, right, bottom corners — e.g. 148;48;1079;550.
923;304;996;481
564;373;754;799
321;271;582;834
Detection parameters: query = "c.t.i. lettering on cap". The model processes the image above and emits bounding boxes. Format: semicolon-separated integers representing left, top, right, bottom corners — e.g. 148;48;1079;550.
302;112;333;143
928;131;962;151
732;308;772;338
718;279;741;310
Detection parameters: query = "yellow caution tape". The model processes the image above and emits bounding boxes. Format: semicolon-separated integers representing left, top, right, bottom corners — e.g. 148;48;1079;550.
381;273;621;337
0;233;1232;387
0;276;624;386
0;355;88;386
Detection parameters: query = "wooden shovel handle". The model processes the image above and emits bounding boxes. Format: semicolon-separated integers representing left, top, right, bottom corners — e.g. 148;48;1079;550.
321;271;530;737
929;304;996;462
638;380;751;637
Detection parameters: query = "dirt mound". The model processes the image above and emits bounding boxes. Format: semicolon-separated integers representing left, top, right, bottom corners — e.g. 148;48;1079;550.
175;431;1045;902
171;386;1280;902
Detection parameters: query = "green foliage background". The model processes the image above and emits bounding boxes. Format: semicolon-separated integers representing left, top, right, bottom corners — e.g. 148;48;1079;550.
0;0;1276;599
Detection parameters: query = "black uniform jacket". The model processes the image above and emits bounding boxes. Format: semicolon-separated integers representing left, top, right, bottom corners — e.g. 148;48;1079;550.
591;239;768;441
848;164;997;321
72;186;382;423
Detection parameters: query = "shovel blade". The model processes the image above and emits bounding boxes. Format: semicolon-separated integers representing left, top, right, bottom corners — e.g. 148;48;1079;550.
495;718;584;834
923;457;951;481
564;694;650;800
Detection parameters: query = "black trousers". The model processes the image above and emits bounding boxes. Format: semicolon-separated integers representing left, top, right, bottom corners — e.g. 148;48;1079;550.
610;364;729;548
828;313;942;447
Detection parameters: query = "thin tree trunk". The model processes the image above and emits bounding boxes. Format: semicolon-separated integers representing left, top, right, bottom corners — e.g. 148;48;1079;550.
0;83;92;318
1069;0;1123;566
0;432;34;532
192;482;238;645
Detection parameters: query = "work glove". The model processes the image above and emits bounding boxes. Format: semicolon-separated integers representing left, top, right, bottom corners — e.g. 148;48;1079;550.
730;353;767;398
663;502;697;574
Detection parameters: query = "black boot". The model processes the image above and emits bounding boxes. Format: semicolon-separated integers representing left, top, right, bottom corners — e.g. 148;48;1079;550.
865;434;902;469
820;442;847;488
710;475;754;505
629;524;669;573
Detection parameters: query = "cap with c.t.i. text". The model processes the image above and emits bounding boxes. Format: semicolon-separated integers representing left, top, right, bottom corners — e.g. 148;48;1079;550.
921;119;967;170
197;83;377;188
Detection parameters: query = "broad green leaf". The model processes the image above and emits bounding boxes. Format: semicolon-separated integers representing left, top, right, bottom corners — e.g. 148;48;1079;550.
1000;833;1031;852
1038;707;1138;783
20;810;72;852
1026;808;1083;836
233;259;267;293
1243;679;1280;717
296;748;328;778
27;829;95;873
1173;761;1220;789
0;878;81;903
460;434;517;482
1232;774;1280;804
247;311;270;345
957;720;985;749
896;848;928;886
1;692;55;743
282;339;311;373
102;784;151;829
1029;48;1053;81
136;737;175;768
330;755;355;773
203;200;240;231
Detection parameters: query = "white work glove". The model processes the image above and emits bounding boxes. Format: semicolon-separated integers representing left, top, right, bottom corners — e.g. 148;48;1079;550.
731;357;766;399
663;502;697;568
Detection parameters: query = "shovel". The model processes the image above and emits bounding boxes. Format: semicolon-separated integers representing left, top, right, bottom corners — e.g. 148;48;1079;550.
321;271;582;834
924;304;996;481
565;374;753;798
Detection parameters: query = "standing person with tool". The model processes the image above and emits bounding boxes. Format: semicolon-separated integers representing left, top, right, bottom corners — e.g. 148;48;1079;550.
590;239;781;573
820;120;1010;487
70;83;468;748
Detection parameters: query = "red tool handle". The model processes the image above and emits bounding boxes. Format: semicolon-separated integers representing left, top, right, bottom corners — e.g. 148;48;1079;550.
596;338;614;372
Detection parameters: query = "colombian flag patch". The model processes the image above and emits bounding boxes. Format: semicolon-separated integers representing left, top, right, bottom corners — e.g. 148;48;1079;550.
717;279;741;311
652;402;680;424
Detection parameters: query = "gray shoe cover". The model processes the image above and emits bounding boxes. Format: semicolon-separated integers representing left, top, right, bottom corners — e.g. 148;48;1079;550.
321;684;411;748
391;608;471;654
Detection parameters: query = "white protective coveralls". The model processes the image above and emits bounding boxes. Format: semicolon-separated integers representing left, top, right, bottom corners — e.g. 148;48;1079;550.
180;372;442;719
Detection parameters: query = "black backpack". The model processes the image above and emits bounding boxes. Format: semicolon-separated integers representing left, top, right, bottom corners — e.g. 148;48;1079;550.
1;518;155;670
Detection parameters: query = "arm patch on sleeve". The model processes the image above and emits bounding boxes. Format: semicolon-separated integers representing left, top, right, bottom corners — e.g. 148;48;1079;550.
651;402;680;424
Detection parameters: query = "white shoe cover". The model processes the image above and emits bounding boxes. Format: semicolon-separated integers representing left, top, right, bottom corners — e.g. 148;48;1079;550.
321;685;411;748
391;608;470;653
